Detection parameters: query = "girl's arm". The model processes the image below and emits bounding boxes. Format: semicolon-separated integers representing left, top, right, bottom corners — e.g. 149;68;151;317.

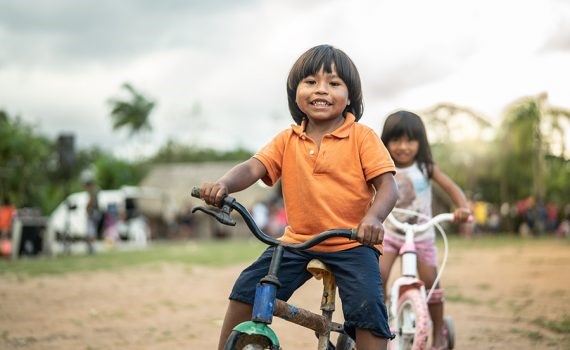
431;165;471;222
199;158;268;207
357;172;399;246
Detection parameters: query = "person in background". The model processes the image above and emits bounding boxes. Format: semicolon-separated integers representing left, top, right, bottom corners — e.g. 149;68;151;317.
251;199;270;233
82;171;101;254
0;197;16;257
380;110;471;350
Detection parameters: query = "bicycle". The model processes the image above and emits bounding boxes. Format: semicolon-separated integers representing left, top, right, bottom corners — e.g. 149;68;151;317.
191;187;358;350
385;208;456;350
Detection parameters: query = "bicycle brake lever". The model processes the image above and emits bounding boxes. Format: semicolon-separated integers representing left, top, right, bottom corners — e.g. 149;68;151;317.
191;204;237;226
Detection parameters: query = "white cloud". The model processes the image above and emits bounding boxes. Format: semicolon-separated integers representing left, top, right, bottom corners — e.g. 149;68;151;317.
0;0;569;159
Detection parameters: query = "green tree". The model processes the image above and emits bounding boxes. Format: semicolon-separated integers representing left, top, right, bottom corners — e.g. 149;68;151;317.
94;154;147;190
108;83;156;136
0;110;59;212
498;93;570;205
422;103;495;199
149;140;252;163
497;93;570;234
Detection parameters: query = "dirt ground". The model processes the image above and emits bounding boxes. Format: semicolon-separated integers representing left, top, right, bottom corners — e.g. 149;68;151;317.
1;240;569;350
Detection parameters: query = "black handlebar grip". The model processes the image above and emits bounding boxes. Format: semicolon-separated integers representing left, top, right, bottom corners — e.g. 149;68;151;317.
191;187;201;199
350;228;358;240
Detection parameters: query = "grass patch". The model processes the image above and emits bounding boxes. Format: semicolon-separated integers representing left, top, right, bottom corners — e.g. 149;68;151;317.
476;283;491;290
510;327;545;341
1;235;567;278
445;292;481;305
0;240;265;277
532;316;570;334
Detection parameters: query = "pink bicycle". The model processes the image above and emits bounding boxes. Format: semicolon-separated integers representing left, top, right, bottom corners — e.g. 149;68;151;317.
386;208;455;350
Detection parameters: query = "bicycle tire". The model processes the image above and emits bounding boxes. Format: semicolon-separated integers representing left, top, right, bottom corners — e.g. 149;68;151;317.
395;289;430;350
224;330;280;350
336;333;357;350
444;316;455;350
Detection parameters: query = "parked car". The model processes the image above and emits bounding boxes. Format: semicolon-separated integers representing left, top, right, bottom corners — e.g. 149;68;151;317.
44;186;166;255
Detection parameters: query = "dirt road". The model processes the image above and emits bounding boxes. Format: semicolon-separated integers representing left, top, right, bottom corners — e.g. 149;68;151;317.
1;240;568;349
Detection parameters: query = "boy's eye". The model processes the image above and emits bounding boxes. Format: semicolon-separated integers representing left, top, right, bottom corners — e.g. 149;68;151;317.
305;79;316;85
330;81;341;86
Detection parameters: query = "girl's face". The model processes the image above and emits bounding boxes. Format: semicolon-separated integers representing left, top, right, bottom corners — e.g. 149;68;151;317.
295;65;349;124
387;134;419;167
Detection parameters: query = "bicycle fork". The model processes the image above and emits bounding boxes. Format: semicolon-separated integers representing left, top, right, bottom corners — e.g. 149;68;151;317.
247;246;344;350
389;227;427;323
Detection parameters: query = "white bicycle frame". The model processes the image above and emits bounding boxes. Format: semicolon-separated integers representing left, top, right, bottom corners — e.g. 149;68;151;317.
386;208;453;329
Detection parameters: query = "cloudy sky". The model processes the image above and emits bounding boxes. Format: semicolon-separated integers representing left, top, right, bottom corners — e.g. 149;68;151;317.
1;0;569;159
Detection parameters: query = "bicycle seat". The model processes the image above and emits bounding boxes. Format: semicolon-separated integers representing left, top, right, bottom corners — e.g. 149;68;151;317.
307;259;336;311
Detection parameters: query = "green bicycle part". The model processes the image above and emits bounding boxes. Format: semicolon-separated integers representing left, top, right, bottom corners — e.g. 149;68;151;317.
233;321;280;347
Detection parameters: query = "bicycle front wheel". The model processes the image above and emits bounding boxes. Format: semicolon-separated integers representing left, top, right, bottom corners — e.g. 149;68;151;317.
224;330;280;350
395;289;430;350
336;333;356;350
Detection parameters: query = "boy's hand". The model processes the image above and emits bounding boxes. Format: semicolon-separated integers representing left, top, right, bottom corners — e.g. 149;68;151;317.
199;182;229;207
454;207;472;223
356;215;385;246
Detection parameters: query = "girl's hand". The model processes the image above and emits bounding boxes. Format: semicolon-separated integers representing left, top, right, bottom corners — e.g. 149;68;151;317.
454;207;472;223
199;182;229;207
356;215;385;246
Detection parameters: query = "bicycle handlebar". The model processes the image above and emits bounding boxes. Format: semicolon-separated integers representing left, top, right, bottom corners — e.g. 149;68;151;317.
387;208;454;234
190;186;357;250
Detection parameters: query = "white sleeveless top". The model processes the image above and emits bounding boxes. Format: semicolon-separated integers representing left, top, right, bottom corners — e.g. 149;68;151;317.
385;162;434;241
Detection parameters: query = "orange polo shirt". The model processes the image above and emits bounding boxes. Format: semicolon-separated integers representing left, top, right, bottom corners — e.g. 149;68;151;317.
253;113;395;252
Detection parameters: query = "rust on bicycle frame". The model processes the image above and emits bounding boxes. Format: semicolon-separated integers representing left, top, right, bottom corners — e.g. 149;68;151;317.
274;300;328;333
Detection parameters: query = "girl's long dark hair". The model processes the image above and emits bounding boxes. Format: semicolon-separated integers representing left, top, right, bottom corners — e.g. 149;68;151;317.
287;44;363;124
381;110;434;178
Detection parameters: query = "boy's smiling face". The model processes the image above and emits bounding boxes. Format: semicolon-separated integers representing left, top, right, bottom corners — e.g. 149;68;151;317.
295;65;350;123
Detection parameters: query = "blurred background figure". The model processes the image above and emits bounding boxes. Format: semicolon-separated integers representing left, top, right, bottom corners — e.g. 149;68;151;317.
251;199;269;233
82;170;102;254
266;198;287;238
103;202;120;245
0;197;16;258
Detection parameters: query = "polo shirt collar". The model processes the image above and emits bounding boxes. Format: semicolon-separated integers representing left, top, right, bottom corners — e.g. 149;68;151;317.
291;112;356;139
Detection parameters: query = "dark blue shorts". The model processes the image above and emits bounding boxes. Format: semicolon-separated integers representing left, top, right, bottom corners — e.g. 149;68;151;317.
229;245;392;340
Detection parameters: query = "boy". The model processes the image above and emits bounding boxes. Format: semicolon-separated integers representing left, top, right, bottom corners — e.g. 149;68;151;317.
199;44;398;350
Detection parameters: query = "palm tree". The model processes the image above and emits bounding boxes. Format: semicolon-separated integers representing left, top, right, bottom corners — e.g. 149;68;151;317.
108;83;156;137
499;93;570;233
500;93;570;200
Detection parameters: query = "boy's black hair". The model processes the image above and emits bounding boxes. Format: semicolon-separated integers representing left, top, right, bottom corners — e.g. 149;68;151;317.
287;44;363;124
381;110;434;178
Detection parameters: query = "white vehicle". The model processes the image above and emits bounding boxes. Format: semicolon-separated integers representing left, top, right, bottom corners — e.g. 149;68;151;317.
44;186;165;255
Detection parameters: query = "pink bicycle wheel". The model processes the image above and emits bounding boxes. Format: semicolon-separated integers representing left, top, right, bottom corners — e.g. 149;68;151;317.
394;289;430;350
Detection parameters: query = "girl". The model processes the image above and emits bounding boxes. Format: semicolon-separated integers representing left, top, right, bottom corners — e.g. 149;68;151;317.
200;45;398;350
380;110;471;350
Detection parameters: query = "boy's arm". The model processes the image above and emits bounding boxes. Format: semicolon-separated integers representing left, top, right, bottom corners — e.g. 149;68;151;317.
431;165;471;222
199;158;267;207
357;172;398;246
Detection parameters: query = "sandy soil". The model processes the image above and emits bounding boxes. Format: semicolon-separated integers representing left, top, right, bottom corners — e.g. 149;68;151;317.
1;240;569;349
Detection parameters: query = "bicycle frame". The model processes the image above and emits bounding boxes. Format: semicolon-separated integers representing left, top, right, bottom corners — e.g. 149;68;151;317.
386;209;454;350
191;187;357;350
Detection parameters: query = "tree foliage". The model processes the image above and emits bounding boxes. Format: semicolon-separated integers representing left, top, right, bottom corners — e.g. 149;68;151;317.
0;110;58;211
108;83;155;136
1;91;569;219
497;93;570;204
148;140;252;163
424;94;569;207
